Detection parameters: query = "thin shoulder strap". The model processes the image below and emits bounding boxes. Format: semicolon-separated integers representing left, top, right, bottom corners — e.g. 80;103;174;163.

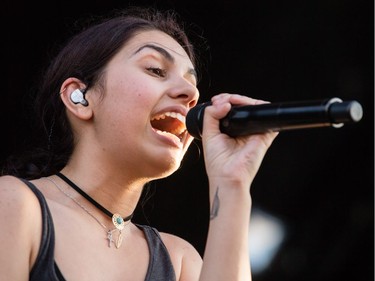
137;224;176;281
18;178;63;281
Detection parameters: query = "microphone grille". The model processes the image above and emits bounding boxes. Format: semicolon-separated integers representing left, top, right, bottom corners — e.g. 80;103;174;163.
329;100;363;123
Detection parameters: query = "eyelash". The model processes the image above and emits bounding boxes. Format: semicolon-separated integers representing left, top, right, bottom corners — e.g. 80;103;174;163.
146;67;167;78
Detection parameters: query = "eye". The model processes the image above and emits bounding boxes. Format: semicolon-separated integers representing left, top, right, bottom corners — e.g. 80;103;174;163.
146;67;167;78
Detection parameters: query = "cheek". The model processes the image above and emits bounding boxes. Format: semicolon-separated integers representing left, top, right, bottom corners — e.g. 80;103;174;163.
99;87;154;136
108;73;157;109
100;70;162;135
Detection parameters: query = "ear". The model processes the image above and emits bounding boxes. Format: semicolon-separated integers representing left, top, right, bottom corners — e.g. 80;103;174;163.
59;78;93;121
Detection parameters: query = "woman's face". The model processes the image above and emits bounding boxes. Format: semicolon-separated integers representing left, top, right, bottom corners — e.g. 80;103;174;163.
91;29;199;178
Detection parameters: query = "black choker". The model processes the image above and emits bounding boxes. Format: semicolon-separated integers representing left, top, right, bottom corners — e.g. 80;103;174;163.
56;172;134;227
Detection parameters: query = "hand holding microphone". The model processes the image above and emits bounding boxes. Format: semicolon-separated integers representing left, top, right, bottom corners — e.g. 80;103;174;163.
186;97;363;139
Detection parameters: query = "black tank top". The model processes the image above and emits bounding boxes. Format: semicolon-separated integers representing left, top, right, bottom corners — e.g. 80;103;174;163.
20;179;176;281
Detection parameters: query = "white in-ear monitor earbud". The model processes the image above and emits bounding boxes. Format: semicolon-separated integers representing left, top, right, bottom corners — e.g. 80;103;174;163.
70;89;88;106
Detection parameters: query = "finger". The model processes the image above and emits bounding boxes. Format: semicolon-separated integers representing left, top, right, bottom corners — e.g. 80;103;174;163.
202;101;231;139
211;93;269;106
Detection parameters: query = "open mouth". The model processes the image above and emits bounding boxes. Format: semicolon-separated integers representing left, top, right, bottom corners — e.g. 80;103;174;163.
150;112;187;141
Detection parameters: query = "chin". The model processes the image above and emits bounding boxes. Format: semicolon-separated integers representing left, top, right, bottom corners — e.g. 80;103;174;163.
150;156;183;180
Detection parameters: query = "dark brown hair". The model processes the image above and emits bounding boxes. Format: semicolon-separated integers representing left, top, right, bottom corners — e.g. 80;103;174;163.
2;6;203;179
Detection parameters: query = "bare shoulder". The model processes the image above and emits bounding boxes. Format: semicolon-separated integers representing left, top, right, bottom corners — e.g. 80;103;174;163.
0;175;40;206
0;175;43;275
0;175;43;230
160;232;202;280
159;231;199;253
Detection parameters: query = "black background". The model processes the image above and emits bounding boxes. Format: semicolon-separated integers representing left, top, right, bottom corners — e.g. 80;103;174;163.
3;0;374;280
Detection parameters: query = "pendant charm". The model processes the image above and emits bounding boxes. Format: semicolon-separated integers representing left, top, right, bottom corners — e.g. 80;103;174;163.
112;213;125;230
107;229;123;249
107;229;115;248
115;231;123;249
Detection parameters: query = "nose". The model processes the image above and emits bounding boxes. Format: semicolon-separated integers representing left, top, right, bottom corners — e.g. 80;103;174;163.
168;78;199;109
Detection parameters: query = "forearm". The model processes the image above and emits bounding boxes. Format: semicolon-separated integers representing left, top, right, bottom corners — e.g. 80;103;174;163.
199;180;252;281
198;93;277;280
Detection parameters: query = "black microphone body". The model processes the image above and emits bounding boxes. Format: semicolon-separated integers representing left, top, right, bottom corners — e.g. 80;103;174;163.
186;97;363;139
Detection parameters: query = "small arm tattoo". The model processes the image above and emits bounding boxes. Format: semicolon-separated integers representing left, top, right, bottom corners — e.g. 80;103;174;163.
210;186;220;220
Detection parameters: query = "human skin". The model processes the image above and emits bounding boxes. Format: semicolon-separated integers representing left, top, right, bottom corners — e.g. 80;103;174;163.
0;28;277;281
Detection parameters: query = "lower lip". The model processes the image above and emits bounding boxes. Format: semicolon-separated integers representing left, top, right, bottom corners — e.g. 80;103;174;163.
152;128;184;149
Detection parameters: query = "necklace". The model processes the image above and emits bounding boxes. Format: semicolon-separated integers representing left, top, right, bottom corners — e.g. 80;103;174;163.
45;177;130;249
56;172;134;229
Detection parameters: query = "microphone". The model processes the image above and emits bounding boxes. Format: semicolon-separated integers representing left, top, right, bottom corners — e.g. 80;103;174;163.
186;97;363;139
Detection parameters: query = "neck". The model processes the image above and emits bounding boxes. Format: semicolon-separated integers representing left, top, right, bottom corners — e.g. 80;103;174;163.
57;172;135;221
58;166;147;218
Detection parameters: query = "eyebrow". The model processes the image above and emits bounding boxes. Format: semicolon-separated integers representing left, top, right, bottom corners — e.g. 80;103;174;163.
133;44;198;81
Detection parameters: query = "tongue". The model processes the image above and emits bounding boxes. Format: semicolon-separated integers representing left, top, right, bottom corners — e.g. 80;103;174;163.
151;117;185;136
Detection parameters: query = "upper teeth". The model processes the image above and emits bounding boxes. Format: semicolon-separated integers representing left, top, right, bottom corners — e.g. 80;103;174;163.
152;112;186;123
